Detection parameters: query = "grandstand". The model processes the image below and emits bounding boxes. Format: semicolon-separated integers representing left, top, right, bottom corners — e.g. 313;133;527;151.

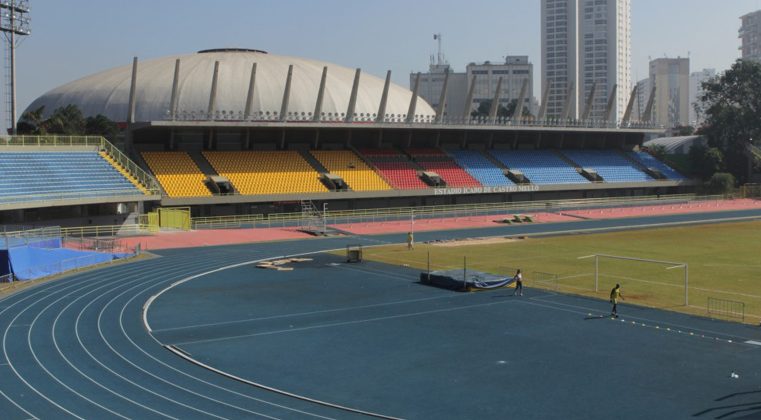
6;48;690;227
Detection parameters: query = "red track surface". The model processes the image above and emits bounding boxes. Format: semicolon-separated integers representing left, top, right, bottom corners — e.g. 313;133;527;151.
561;199;761;219
119;199;760;250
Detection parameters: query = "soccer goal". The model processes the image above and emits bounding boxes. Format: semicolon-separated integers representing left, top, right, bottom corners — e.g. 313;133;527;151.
578;254;689;306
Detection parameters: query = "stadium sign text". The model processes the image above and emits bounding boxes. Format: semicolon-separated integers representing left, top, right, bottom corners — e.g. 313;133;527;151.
433;185;540;195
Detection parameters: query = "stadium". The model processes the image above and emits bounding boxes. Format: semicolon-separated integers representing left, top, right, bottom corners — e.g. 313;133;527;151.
1;47;761;419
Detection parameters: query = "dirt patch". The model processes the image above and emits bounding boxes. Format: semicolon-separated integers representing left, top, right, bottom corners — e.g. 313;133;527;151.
428;236;526;247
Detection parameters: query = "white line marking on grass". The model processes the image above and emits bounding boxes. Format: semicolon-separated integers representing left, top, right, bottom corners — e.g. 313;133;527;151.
745;340;761;346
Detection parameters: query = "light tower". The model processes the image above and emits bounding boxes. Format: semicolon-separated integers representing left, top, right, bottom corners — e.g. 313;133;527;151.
0;0;30;135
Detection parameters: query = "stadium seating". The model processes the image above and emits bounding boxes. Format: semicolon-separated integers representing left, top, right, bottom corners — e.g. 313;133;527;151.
358;149;428;189
447;150;515;187
628;151;687;180
0;151;145;203
99;151;150;194
405;148;482;187
141;151;212;197
309;150;392;191
561;149;653;182
203;151;328;195
490;150;589;184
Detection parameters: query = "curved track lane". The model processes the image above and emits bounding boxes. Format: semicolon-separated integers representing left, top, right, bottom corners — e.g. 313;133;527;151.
0;208;760;419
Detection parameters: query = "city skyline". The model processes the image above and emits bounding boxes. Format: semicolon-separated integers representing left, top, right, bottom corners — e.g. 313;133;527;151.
9;0;761;131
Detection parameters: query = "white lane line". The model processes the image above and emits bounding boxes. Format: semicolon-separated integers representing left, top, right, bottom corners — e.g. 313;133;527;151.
744;340;761;346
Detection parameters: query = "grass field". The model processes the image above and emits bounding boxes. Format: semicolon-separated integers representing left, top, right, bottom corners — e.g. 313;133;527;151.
355;220;761;324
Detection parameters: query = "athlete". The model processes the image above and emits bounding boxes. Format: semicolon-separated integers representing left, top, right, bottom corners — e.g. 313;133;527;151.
512;269;523;296
610;284;624;317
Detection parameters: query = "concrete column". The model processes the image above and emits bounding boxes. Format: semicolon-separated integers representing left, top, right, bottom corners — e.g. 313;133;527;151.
488;77;503;124
345;68;361;123
435;71;450;123
169;59;181;121
313;66;328;122
280;65;294;122
603;84;618;123
127;57;138;124
642;86;656;123
621;85;638;125
376;70;391;123
244;62;258;120
406;73;421;123
581;82;597;121
538;79;551;121
561;82;575;121
207;61;220;120
513;78;529;122
462;75;477;123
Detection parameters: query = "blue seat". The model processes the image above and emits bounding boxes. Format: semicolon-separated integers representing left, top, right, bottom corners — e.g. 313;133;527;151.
561;150;653;183
0;151;143;203
489;150;589;185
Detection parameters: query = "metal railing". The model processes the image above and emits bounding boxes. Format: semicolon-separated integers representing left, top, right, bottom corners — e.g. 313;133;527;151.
165;110;665;130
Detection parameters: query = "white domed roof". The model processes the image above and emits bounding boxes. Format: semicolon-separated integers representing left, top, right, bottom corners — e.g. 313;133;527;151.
24;49;435;123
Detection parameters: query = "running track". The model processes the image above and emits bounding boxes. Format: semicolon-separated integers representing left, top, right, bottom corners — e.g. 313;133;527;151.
1;208;761;419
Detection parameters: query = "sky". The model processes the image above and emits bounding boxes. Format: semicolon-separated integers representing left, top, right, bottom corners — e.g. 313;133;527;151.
8;0;761;131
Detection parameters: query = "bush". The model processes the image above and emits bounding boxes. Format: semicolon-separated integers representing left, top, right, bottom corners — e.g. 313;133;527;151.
706;172;736;195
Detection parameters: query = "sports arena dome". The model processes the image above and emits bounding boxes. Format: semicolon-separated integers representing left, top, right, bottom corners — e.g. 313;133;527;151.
23;48;435;123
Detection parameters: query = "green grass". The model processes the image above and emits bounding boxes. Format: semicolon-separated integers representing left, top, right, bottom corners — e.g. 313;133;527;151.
355;220;761;324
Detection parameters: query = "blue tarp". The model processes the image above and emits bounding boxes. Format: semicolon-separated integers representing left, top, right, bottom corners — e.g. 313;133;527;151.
8;246;120;281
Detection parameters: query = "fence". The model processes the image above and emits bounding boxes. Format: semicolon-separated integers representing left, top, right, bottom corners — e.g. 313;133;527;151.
11;252;118;281
707;297;745;322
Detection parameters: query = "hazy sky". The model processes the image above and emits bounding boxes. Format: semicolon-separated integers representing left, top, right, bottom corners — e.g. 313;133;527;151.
9;0;761;130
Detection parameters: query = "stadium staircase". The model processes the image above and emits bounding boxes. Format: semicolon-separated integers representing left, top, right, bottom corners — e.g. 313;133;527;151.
99;151;150;194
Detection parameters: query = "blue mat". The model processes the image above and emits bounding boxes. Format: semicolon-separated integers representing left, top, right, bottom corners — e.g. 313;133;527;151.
420;269;513;291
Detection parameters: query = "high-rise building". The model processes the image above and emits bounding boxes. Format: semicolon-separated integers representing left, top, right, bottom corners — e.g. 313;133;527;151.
412;56;534;120
541;0;631;121
740;10;761;63
689;68;715;126
649;57;690;128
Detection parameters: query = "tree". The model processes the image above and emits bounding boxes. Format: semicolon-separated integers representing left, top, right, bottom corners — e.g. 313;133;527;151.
16;104;118;139
17;106;47;134
706;172;735;195
688;144;724;179
471;99;532;119
698;59;761;184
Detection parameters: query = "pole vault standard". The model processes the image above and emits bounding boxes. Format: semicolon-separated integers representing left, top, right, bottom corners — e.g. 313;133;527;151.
578;254;689;306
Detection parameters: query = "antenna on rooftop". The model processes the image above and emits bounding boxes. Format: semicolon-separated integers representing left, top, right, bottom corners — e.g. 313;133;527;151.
433;33;443;65
0;0;31;134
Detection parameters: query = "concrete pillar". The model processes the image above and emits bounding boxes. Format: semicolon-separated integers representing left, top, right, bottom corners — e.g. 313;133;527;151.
406;72;421;123
169;59;181;121
561;82;575;121
642;86;656;123
603;84;618;123
313;66;328;122
538;79;551;121
376;70;391;123
345;68;361;123
462;75;477;123
581;82;597;121
435;71;450;123
280;65;294;122
621;85;638;125
488;77;503;124
513;78;529;122
244;62;258;120
127;57;138;124
207;61;220;120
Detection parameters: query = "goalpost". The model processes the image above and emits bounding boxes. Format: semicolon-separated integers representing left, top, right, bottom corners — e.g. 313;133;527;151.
578;254;689;306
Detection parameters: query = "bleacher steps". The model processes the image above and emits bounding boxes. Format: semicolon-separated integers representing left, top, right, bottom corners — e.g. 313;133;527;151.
99;151;150;195
188;150;219;177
